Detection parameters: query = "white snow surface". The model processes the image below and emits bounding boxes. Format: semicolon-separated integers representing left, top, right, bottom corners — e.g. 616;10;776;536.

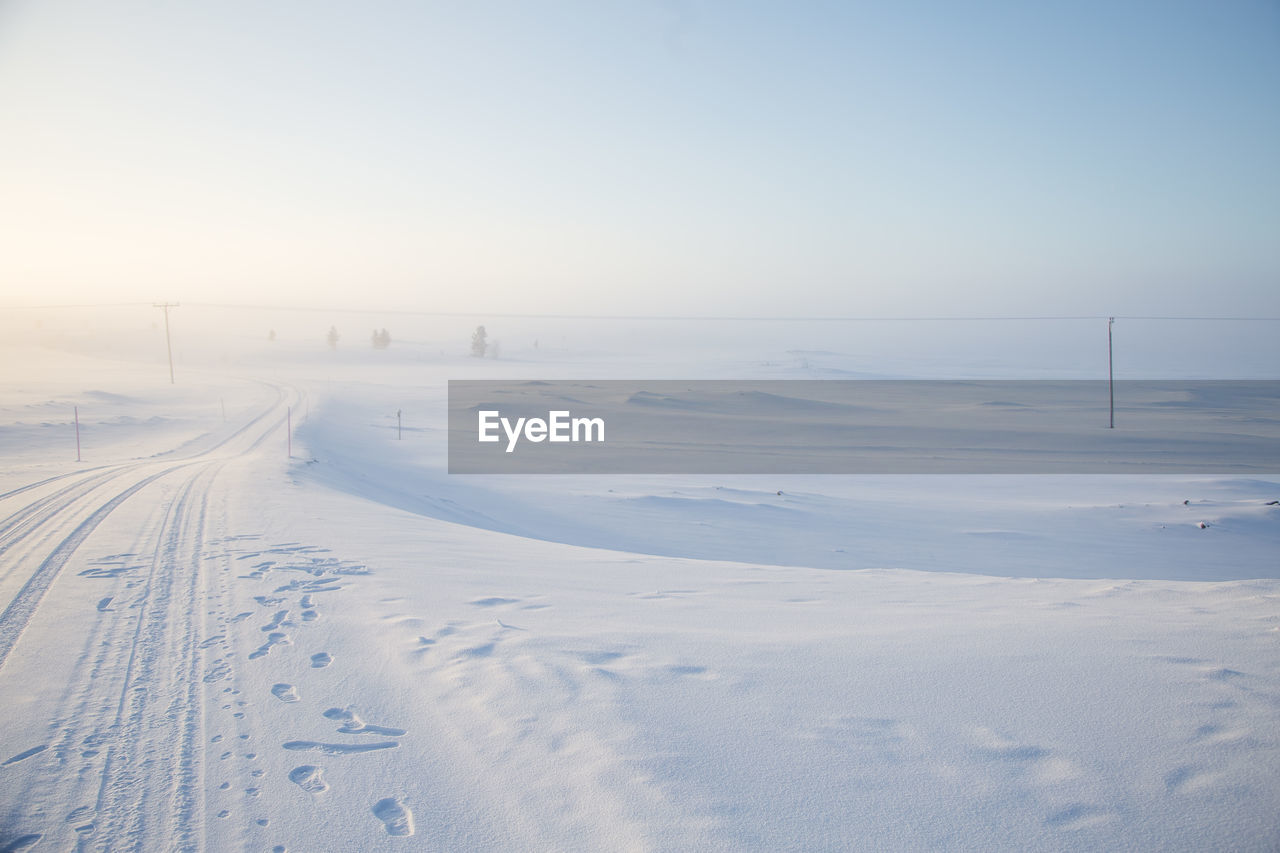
0;314;1277;852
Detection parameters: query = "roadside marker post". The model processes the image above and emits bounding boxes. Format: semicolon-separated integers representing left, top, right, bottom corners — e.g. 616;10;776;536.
1108;317;1115;429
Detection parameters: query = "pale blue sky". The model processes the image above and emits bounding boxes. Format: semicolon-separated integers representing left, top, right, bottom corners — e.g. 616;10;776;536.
1;0;1277;315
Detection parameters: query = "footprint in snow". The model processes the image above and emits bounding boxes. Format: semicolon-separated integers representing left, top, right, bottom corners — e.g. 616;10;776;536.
310;652;332;668
667;664;707;677
81;732;107;758
271;684;300;703
248;633;290;660
1044;803;1112;830
323;707;406;736
970;728;1048;763
2;745;47;766
287;765;328;794
282;740;397;755
63;805;96;838
373;797;415;837
577;650;626;666
261;610;289;631
203;659;232;683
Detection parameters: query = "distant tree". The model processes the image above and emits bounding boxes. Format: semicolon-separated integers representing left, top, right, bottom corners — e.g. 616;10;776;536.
470;325;487;358
370;328;391;349
268;329;276;342
327;325;339;349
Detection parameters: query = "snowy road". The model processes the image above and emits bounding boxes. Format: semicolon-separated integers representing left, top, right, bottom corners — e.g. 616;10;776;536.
0;385;297;851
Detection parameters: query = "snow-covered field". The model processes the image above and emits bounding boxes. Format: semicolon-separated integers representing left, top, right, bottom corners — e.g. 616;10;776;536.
0;310;1277;851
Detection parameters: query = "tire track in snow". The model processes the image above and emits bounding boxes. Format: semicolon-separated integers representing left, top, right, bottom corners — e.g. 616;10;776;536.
0;463;191;673
0;462;118;502
0;383;296;641
83;462;217;851
0;381;299;676
0;487;181;846
0;467;128;556
0;382;299;850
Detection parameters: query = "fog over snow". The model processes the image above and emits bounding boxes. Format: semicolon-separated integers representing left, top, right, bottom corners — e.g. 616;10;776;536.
0;308;1276;851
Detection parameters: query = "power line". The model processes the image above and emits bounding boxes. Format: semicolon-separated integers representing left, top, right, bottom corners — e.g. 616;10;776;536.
1113;316;1280;321
182;303;1114;321
1;302;153;309
5;301;1280;322
177;304;1280;322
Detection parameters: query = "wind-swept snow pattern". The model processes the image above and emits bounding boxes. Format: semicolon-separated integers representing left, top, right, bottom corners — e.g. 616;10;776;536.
1;327;1278;851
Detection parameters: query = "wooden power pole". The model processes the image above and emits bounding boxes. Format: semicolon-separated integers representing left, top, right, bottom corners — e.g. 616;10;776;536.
154;302;179;383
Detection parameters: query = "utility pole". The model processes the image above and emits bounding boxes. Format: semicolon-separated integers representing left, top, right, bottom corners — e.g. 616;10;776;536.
153;302;179;383
1108;317;1115;429
397;409;402;440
